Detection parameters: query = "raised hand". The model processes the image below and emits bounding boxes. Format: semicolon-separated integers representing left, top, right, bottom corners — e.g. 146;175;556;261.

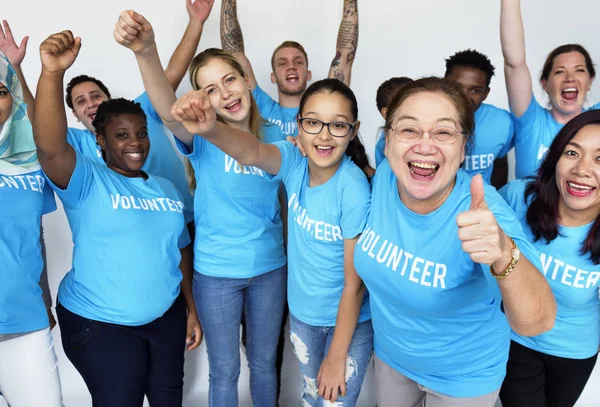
171;90;217;135
0;20;28;67
456;174;508;266
114;10;155;55
39;31;81;74
187;0;215;24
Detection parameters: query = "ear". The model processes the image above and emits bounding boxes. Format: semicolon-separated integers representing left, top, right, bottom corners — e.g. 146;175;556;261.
541;79;548;93
307;70;312;82
460;137;466;164
381;107;388;120
72;109;80;122
350;121;360;140
384;132;389;158
95;134;106;149
270;72;276;84
482;87;491;101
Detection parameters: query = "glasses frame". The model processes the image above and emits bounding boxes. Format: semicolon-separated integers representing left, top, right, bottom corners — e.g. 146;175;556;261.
298;117;358;138
389;124;464;145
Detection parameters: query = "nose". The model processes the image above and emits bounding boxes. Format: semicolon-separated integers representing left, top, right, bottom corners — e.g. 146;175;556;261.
317;124;333;140
573;157;592;177
221;86;232;99
412;132;436;154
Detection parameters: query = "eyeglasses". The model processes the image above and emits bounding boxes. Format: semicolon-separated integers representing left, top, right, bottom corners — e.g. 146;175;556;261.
390;125;463;144
298;117;357;138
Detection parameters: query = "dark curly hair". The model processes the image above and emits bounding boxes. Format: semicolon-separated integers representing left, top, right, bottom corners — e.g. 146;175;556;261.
525;109;600;264
298;78;371;176
65;75;111;109
92;98;147;161
445;49;496;88
376;77;413;113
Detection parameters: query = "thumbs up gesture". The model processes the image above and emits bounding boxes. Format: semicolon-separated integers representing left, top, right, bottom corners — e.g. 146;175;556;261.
456;174;509;266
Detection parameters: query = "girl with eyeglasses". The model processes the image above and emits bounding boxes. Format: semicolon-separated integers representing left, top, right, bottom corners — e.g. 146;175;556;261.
171;78;373;407
353;77;556;407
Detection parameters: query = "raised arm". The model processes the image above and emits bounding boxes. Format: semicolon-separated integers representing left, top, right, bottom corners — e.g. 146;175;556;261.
33;31;80;189
220;0;257;89
0;20;34;118
501;0;533;117
114;10;194;146
328;0;358;86
171;89;281;174
164;0;215;91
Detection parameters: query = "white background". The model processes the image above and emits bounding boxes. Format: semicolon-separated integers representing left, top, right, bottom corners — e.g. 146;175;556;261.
2;0;600;405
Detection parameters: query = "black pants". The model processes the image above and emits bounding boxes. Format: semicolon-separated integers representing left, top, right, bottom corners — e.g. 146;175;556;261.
241;301;289;404
500;340;597;407
57;295;187;407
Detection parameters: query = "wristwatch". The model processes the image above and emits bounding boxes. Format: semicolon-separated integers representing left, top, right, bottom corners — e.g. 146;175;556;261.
490;237;520;279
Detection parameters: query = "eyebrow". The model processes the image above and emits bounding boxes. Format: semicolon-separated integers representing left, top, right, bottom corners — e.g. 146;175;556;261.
203;72;235;89
396;115;457;125
303;111;351;121
74;90;102;101
554;65;586;70
567;141;600;151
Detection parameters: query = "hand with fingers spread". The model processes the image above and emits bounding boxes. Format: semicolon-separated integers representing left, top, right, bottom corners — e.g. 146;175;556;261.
456;174;511;269
39;31;81;74
0;20;28;67
114;10;155;55
187;0;215;24
286;135;307;157
171;90;217;135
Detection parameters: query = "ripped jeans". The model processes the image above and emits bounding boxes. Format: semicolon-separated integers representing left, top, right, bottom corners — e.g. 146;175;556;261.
289;314;373;407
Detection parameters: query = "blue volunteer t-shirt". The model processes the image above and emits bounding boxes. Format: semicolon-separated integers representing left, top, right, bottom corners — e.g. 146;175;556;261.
67;92;193;223
513;95;600;179
253;84;299;141
0;170;56;334
354;161;542;398
176;128;286;279
463;103;514;183
266;141;371;326
49;152;190;326
375;104;515;182
500;180;600;359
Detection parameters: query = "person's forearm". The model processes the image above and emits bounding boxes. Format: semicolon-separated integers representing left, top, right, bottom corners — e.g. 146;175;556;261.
329;0;358;85
220;0;244;53
33;71;69;159
501;0;526;69
165;19;204;90
179;245;197;314
327;283;365;360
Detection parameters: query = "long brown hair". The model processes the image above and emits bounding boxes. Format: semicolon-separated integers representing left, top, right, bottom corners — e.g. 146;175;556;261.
189;48;263;141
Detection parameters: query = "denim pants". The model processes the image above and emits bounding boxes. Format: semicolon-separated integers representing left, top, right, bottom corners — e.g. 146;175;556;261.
289;314;373;407
194;265;287;407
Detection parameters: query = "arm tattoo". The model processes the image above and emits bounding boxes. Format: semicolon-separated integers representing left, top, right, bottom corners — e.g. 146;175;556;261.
221;0;245;53
330;0;358;73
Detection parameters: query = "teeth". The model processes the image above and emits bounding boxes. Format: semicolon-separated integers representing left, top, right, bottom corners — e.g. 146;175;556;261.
410;162;438;169
126;152;142;158
563;88;578;92
568;181;593;190
316;146;333;150
225;100;240;108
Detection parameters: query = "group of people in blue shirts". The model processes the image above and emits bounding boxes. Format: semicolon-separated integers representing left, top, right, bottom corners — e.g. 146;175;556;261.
1;0;599;406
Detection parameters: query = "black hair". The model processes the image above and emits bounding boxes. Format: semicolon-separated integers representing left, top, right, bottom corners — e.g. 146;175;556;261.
65;75;111;109
445;49;495;88
376;77;413;112
92;98;147;161
298;78;371;175
525;109;600;264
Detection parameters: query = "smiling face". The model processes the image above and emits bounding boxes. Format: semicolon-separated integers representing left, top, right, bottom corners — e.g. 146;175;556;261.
70;81;110;133
96;113;149;178
194;58;252;130
385;91;466;214
445;65;490;111
542;51;593;122
556;124;600;225
0;84;13;126
298;91;357;177
271;47;311;96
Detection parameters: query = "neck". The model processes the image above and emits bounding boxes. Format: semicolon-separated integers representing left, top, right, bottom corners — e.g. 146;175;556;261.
277;91;302;108
228;116;251;133
558;200;598;227
550;107;583;125
398;177;456;215
307;159;342;187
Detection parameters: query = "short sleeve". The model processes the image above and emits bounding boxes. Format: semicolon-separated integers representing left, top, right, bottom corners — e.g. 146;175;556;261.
41;182;57;215
45;150;95;209
252;85;278;113
497;114;516;158
178;223;192;249
340;176;371;239
264;140;305;184
175;134;205;160
512;94;546;144
375;131;387;168
134;92;163;124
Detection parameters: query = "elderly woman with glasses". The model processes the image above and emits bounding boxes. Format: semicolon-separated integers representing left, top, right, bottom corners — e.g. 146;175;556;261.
353;77;557;407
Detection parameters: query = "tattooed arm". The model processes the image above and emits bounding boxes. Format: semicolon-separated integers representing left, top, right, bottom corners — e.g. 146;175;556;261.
328;0;358;86
220;0;257;89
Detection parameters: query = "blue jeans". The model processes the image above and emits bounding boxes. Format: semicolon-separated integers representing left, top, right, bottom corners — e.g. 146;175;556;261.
289;314;374;407
194;266;287;407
